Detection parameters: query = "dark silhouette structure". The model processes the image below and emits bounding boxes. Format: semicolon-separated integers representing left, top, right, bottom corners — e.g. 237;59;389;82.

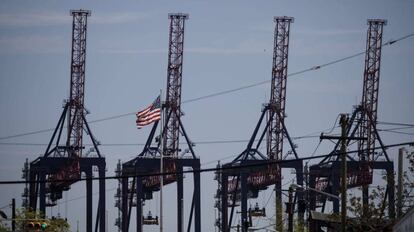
215;16;305;232
27;10;106;232
308;19;394;232
117;13;201;232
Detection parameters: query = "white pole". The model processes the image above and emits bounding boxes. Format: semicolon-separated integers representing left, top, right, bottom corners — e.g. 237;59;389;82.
160;89;164;232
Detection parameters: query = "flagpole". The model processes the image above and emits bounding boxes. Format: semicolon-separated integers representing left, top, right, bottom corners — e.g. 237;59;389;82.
159;89;164;232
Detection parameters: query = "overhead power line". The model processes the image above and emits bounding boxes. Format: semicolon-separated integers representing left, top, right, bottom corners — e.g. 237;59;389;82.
2;124;413;148
0;32;413;141
377;121;414;127
379;130;414;136
0;141;412;185
0;135;321;147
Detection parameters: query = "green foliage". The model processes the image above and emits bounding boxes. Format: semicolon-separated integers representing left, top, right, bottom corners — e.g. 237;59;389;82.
0;221;7;232
404;150;414;208
294;218;308;232
347;185;393;231
345;147;414;231
14;208;70;232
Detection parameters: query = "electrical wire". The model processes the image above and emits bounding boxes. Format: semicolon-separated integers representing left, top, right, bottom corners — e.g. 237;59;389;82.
1;141;412;185
55;187;117;206
1;31;413;142
310;140;322;158
379;130;414;136
0;134;322;147
377;121;414;127
306;115;341;158
379;126;414;131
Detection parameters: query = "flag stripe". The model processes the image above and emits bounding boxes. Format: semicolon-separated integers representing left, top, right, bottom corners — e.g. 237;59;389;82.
137;106;151;117
136;96;161;129
137;116;161;128
136;111;161;123
137;115;161;126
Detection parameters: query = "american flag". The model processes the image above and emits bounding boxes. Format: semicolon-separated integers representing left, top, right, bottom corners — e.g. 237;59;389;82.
136;95;161;129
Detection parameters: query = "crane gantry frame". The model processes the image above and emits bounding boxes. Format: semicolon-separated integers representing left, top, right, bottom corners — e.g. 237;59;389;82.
308;19;394;232
216;16;305;232
27;10;106;232
118;13;201;232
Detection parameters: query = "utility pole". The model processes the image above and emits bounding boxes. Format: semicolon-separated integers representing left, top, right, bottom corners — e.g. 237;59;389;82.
340;114;348;232
397;148;404;218
319;114;367;232
12;198;16;231
288;186;294;232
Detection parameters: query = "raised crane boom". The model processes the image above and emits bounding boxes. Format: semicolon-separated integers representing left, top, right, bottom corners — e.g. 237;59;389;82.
267;16;294;161
358;18;387;218
267;16;294;232
358;19;387;162
163;13;189;157
67;10;91;157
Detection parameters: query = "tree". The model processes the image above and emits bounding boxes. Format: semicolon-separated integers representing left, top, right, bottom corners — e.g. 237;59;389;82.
346;147;414;231
347;185;393;231
0;222;7;232
14;208;70;232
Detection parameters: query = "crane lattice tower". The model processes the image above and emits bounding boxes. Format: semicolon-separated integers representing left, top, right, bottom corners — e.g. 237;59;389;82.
358;18;387;216
267;16;294;232
67;10;90;158
163;13;188;157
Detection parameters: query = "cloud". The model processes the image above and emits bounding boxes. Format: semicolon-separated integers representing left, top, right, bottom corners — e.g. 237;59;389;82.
0;34;67;54
92;12;148;25
97;48;165;55
0;11;151;54
0;11;149;27
0;12;69;27
97;36;269;55
96;46;267;55
295;28;364;37
291;78;361;95
186;47;265;54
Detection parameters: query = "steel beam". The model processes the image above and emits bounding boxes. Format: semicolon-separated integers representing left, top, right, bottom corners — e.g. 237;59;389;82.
177;165;184;232
86;169;93;232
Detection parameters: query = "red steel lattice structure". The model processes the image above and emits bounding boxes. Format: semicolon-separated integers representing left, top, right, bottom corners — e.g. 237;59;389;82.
119;13;200;232
68;9;90;157
358;18;387;216
217;16;303;232
28;10;106;232
50;10;91;188
267;16;294;161
358;19;387;162
163;13;188;157
308;20;394;231
267;16;294;232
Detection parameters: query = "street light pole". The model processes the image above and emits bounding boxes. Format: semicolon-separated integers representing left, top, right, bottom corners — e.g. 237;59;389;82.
340;114;348;232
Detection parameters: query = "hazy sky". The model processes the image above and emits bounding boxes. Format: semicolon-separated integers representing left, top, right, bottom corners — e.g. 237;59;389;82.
0;1;413;231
